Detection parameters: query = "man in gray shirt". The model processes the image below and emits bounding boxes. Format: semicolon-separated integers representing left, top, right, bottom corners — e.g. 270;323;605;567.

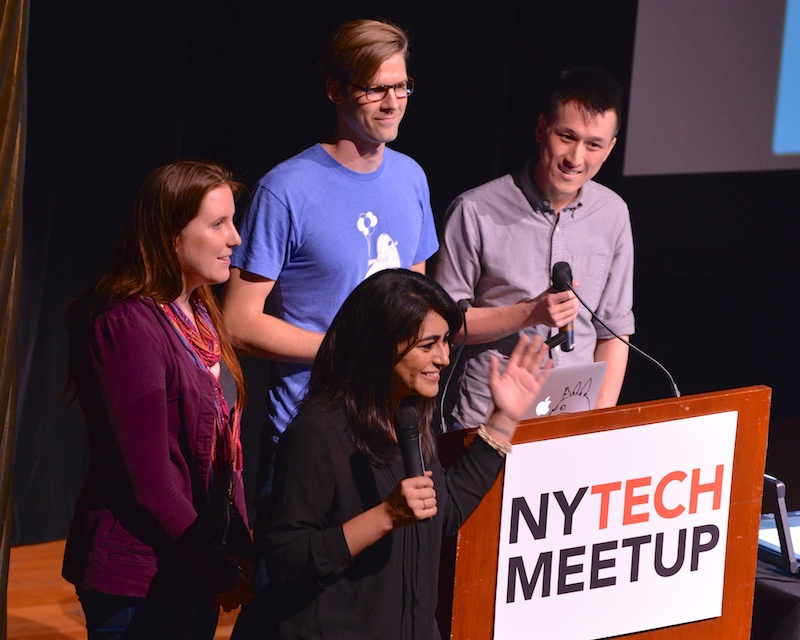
434;67;634;429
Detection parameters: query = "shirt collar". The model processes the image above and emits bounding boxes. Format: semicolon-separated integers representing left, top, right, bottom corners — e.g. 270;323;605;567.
516;159;583;216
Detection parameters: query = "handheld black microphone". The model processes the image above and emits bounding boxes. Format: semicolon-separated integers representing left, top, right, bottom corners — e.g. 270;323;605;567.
551;261;574;352
394;399;425;478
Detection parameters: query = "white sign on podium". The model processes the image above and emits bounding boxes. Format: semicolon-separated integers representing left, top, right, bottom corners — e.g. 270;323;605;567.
495;412;738;640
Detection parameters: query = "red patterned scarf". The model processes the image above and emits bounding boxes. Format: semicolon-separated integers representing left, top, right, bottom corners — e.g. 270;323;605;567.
159;297;243;474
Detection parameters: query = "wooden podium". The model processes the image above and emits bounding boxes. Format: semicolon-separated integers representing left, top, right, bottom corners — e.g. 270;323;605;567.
437;386;771;639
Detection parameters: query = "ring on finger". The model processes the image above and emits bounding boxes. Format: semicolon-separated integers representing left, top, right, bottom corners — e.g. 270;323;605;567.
423;499;428;510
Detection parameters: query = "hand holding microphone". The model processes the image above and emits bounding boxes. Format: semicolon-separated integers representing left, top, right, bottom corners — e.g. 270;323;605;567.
392;399;436;521
522;264;578;334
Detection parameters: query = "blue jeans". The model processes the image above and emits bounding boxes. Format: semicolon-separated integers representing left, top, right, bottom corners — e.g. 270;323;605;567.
76;588;219;640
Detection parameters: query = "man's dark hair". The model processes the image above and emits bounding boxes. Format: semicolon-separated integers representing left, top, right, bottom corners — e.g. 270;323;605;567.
546;67;623;133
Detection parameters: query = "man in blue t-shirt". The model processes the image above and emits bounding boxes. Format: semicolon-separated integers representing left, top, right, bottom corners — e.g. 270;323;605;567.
222;17;438;592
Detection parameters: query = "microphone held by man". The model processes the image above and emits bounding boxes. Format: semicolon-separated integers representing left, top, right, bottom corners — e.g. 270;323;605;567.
551;261;575;352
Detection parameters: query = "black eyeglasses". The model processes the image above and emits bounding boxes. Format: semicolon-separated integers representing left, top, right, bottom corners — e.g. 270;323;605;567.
350;78;415;102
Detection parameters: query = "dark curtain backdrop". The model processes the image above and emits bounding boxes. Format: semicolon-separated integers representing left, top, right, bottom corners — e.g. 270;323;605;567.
13;0;800;546
2;0;28;632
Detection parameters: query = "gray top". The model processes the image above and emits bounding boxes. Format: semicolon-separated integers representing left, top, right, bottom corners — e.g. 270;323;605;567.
433;161;635;428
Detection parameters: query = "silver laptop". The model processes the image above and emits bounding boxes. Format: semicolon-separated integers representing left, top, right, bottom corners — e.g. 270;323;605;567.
522;361;607;420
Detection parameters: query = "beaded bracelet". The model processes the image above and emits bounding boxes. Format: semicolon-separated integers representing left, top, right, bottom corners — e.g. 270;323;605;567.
477;425;513;457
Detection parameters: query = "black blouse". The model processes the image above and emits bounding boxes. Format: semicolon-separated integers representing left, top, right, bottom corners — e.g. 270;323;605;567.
263;401;505;640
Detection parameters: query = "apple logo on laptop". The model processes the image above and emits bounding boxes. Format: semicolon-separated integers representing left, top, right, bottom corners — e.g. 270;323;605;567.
535;396;551;417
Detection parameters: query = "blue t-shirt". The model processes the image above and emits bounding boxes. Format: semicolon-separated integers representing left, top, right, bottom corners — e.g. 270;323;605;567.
232;143;439;435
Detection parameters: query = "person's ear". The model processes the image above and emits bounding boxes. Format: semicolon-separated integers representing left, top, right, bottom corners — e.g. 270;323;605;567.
535;113;548;143
326;78;344;105
604;136;618;161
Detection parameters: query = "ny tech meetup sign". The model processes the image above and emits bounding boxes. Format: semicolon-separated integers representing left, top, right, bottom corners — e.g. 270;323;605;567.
495;412;737;640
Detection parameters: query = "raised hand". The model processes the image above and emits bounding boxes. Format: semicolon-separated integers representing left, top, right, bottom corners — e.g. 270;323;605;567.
488;334;552;423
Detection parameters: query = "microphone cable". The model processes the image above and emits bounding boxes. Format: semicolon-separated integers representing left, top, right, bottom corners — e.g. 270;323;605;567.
566;283;681;399
439;300;470;433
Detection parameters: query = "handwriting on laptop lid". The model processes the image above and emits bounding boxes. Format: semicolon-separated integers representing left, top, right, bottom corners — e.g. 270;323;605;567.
524;361;607;420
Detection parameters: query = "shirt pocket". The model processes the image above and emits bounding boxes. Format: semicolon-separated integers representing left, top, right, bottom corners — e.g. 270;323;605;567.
568;254;611;311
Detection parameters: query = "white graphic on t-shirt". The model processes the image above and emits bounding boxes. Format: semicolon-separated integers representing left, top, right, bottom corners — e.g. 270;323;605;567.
357;212;378;256
364;233;401;278
357;211;401;279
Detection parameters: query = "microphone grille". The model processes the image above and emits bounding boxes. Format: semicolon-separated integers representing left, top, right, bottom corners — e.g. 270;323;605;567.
394;404;419;439
552;261;573;290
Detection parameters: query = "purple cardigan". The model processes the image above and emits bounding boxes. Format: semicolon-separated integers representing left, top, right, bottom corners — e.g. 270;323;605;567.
62;297;253;598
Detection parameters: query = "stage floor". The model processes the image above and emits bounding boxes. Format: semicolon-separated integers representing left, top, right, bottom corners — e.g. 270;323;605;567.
6;539;237;639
